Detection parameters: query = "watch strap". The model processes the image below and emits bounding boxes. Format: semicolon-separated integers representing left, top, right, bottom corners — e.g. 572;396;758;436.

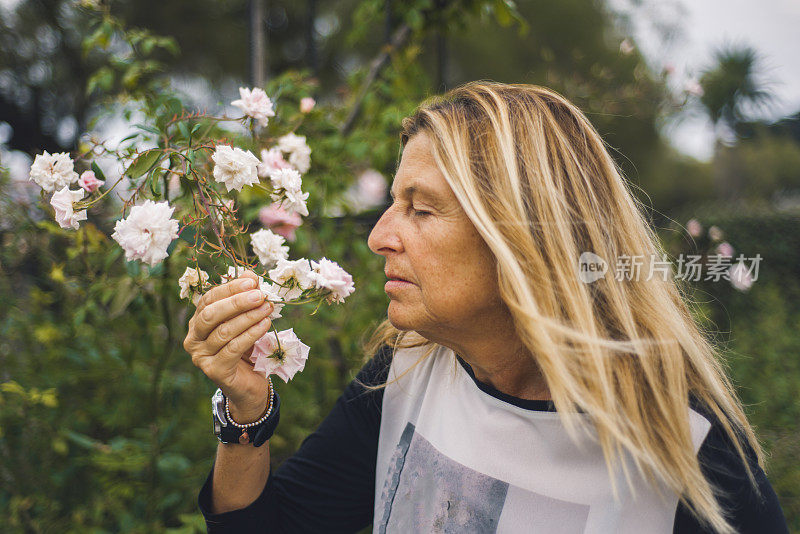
215;389;281;447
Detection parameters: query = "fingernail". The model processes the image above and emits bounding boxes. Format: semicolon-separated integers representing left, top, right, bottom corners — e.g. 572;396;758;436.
239;279;256;290
249;290;264;302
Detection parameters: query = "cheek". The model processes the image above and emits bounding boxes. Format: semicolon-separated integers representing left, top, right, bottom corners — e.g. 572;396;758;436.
416;239;499;318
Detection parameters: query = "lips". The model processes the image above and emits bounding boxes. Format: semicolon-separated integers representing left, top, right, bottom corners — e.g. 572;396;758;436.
385;271;411;283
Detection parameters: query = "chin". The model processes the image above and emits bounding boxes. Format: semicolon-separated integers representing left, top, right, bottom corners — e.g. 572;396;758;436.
386;302;418;332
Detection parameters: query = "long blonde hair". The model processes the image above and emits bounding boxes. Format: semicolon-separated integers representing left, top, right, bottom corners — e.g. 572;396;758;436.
364;81;764;533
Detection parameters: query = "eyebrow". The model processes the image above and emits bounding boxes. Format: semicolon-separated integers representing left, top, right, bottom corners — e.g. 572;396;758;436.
389;185;440;201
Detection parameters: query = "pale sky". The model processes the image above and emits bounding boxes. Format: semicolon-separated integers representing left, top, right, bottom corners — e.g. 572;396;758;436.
618;0;800;160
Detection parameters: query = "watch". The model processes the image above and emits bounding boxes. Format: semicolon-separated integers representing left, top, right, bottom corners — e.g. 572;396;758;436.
212;385;281;447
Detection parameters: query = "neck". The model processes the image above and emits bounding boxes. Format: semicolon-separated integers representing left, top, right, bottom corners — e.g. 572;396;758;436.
423;317;551;401
457;345;551;401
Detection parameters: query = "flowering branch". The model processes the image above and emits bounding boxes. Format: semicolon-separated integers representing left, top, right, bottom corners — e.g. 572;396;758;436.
28;85;351;383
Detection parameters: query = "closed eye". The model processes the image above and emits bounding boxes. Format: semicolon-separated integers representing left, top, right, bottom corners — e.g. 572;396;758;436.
413;209;432;217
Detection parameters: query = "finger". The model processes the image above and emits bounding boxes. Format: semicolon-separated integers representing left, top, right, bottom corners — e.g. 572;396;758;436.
194;288;267;341
195;270;260;316
216;317;272;364
204;301;273;354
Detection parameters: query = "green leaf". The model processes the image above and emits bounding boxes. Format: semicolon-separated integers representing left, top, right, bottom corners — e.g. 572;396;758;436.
90;161;107;182
118;132;140;144
177;122;190;141
127;150;162;180
148;167;163;196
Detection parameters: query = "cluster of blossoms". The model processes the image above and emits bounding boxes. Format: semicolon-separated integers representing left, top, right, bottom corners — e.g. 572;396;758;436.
684;218;754;292
28;87;351;383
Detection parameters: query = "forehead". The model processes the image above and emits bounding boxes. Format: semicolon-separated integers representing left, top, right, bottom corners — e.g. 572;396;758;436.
390;133;452;201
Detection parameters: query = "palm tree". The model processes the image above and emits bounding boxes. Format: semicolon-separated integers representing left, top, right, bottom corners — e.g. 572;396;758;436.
698;45;773;134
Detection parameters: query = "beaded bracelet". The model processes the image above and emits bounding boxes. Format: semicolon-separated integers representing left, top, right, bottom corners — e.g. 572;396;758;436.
224;376;274;444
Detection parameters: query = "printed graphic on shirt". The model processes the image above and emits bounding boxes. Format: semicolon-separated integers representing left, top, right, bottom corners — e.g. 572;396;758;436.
377;422;590;533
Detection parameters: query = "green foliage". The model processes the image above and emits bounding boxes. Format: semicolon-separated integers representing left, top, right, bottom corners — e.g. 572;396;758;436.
664;206;800;530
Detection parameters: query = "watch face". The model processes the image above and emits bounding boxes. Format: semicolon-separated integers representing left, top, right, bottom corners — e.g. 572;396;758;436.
212;389;228;427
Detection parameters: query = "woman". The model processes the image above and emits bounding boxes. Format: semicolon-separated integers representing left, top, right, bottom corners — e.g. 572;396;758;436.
185;82;788;533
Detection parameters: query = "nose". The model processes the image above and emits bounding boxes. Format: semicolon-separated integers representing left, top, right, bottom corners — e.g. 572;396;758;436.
368;206;403;257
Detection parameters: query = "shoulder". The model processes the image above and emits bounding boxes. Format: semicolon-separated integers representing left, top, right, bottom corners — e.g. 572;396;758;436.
673;397;788;533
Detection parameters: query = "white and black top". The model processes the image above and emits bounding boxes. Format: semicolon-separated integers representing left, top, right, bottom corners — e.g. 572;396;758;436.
198;344;788;533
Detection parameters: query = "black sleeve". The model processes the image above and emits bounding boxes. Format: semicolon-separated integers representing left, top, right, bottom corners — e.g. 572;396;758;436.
197;346;392;533
673;403;789;534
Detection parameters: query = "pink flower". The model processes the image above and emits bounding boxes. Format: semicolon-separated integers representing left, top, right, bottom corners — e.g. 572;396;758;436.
78;170;105;192
300;97;316;113
708;225;724;241
716;242;735;258
686;219;702;238
249;328;310;382
356;169;387;208
729;262;754;292
663;63;676;76
685;79;704;97
259;203;303;241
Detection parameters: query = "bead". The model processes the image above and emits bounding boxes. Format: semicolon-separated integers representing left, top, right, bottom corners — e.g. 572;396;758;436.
224;376;274;430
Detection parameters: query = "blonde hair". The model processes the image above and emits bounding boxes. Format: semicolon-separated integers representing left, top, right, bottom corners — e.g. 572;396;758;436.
364;81;764;533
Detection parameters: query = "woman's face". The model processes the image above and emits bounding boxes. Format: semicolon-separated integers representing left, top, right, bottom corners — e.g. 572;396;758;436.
368;132;504;342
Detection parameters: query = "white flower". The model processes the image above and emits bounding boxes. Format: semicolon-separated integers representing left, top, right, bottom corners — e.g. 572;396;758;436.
619;38;634;55
231;87;276;127
268;258;314;297
309;258;355;303
50;186;87;230
258;279;285;320
269;168;303;194
251;228;289;266
287;150;311;175
111;200;180;267
29;151;79;192
277;132;311;174
258;147;291;178
269;167;309;216
729;262;754;292
178;267;210;300
280;188;309;217
211;145;261;192
249;328;310;382
221;265;250;283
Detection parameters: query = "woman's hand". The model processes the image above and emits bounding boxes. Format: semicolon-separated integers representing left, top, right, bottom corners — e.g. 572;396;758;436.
183;269;274;420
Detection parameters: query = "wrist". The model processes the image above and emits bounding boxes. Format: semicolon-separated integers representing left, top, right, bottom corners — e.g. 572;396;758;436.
228;397;269;424
224;380;272;423
212;379;280;447
228;382;272;425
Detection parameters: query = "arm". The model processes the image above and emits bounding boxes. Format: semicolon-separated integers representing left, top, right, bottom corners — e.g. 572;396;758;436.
209;394;273;515
673;406;789;534
198;345;392;533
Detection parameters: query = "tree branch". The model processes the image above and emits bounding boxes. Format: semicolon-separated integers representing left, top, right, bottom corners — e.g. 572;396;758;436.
339;23;412;137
